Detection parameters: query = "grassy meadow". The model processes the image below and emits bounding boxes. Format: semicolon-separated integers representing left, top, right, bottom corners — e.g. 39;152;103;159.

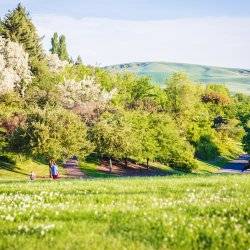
0;175;249;250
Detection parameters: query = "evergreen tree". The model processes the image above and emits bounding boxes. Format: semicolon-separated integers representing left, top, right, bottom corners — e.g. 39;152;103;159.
69;57;74;64
0;3;44;63
75;55;83;65
50;32;59;54
58;35;69;61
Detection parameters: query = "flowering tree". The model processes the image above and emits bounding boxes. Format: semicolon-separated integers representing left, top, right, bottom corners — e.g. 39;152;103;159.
0;36;32;96
46;53;68;72
58;76;116;122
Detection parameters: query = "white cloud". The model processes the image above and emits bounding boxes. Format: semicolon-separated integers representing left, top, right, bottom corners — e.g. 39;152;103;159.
34;15;250;68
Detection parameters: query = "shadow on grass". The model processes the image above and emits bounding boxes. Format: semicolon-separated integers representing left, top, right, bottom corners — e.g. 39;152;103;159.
81;155;196;178
205;157;228;168
0;155;28;176
32;156;48;166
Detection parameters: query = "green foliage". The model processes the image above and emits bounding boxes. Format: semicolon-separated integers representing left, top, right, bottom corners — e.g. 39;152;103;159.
235;93;250;153
75;55;83;65
50;32;59;54
10;107;92;160
165;73;201;121
58;35;69;61
152;114;196;171
50;32;70;61
25;70;62;108
92;109;196;171
0;3;44;71
244;129;250;153
196;135;219;160
91;109;138;160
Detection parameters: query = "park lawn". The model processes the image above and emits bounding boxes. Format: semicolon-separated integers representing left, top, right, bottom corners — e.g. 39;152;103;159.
0;154;66;180
0;175;249;250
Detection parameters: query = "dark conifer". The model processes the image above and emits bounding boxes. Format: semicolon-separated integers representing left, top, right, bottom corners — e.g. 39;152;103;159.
0;3;44;62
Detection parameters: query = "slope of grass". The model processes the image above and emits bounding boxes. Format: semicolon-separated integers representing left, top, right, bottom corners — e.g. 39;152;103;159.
0;175;249;250
0;152;221;180
0;154;66;180
105;62;250;94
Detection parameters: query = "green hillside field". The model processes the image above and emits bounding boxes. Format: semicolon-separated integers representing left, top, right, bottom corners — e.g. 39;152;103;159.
105;62;250;94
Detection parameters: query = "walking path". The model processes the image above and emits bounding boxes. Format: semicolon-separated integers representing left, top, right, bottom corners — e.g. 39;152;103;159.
220;154;250;174
63;159;85;179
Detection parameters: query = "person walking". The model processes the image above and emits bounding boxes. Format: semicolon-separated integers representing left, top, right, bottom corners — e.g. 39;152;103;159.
51;161;59;179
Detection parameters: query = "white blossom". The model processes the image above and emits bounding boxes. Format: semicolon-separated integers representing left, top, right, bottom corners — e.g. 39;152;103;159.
58;76;116;121
46;53;68;72
0;36;32;95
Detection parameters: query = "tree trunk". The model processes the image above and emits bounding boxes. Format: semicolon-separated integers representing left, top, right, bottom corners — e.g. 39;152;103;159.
125;157;128;168
146;158;149;170
109;158;112;173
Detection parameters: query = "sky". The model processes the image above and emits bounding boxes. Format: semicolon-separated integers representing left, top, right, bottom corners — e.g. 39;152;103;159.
1;0;250;68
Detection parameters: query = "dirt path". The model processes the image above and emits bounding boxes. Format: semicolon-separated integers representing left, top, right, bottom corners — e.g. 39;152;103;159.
220;154;250;174
63;159;86;179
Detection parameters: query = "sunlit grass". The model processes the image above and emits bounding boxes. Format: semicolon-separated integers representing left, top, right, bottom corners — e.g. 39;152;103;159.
0;154;66;179
0;175;249;250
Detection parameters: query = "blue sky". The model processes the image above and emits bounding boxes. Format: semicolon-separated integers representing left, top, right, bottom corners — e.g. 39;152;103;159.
1;0;250;19
1;1;250;68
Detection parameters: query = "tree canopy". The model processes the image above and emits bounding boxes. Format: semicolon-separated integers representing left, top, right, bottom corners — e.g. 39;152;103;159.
0;3;44;71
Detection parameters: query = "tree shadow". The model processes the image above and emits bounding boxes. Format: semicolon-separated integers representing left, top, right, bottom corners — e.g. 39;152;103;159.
0;155;28;176
97;158;190;177
201;157;228;169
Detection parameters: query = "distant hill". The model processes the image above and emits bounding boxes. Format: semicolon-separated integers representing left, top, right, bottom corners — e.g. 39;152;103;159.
105;62;250;94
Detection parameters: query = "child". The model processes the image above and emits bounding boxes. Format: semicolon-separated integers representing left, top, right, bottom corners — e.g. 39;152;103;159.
29;171;36;181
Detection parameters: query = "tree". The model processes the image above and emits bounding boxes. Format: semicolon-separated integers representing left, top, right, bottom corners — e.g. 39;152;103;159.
235;93;250;153
75;55;83;65
58;35;69;61
165;73;201;121
0;3;44;70
58;76;116;122
91;110;138;169
128;112;158;168
49;32;70;63
0;36;32;96
151;114;196;171
10;107;93;160
50;32;59;54
46;53;68;72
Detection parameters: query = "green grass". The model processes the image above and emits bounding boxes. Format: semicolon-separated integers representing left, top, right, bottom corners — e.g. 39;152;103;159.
0;152;221;180
0;154;66;180
79;155;111;178
105;62;250;94
0;175;249;250
194;158;226;174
